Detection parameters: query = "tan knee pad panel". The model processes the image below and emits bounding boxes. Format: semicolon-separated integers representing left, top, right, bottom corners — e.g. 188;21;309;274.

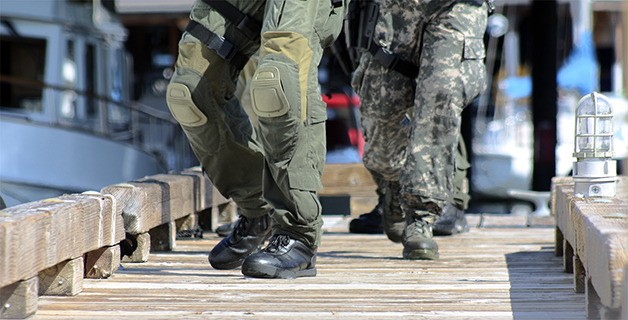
250;65;290;118
166;83;207;127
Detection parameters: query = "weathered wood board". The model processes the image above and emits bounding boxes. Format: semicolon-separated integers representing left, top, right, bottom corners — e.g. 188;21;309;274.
0;193;124;288
33;215;585;319
552;175;627;317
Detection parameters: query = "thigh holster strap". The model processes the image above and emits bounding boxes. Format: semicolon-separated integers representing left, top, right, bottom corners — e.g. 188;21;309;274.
185;20;249;69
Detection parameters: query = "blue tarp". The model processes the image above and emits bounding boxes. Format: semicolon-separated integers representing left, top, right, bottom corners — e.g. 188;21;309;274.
501;31;599;99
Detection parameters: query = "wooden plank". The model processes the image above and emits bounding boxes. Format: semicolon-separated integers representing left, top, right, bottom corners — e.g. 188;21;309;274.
180;166;214;212
38;257;84;296
137;174;196;223
553;175;628;314
84;245;121;279
100;182;162;234
320;163;376;195
571;197;627;310
319;163;377;215
78;192;125;248
0;276;38;319
0;204;49;288
101;173;196;237
123;232;151;263
33;219;587;319
0;194;122;288
181;167;237;230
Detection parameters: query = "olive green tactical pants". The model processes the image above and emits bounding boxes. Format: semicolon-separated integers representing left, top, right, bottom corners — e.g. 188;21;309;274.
167;0;346;248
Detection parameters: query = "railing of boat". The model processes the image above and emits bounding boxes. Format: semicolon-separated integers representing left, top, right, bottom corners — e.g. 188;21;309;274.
0;75;197;172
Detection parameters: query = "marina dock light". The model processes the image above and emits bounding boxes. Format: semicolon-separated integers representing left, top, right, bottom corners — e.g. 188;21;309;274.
572;92;617;198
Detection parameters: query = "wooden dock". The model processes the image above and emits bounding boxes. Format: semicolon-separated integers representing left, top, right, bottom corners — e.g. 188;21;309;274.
31;215;585;319
2;164;626;319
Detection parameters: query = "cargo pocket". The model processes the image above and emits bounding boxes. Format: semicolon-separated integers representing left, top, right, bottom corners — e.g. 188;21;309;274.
166;82;208;127
461;36;487;106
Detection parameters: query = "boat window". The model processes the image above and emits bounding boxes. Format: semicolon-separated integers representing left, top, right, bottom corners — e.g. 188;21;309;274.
0;35;46;112
85;43;97;117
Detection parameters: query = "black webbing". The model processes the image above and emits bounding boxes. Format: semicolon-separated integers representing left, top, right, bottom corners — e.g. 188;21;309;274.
201;0;262;40
185;20;249;69
368;39;419;79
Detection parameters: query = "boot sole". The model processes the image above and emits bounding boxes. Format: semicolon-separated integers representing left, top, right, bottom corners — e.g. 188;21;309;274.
402;248;439;260
209;246;263;270
433;220;469;236
242;265;317;279
209;257;246;270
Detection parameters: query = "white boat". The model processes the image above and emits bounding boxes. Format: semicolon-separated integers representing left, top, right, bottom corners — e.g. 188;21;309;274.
0;0;197;207
470;0;627;212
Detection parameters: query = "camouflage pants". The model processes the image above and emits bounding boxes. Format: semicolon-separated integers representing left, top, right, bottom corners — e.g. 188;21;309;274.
166;0;347;247
353;0;486;214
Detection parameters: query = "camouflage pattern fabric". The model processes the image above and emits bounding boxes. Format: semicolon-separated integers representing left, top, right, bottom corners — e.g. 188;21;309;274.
352;0;487;216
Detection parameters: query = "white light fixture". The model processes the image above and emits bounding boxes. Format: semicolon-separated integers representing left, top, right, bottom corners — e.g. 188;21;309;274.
573;92;617;198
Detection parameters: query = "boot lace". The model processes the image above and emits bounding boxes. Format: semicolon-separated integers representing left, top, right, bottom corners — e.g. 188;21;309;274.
233;216;250;238
266;235;290;253
408;217;432;237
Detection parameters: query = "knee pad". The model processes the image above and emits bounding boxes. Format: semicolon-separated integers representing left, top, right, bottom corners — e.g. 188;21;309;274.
250;65;290;118
166;82;207;127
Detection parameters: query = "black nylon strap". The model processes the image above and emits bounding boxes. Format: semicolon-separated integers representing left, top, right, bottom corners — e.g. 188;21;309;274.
185;20;249;69
368;39;419;79
331;0;343;8
201;0;262;40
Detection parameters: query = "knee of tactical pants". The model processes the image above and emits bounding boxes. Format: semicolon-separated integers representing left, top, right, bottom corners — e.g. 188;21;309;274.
250;64;292;118
166;80;208;128
166;70;225;157
254;31;320;123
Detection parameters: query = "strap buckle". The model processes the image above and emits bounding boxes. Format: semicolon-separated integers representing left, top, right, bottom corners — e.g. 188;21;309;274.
213;36;236;61
373;47;398;70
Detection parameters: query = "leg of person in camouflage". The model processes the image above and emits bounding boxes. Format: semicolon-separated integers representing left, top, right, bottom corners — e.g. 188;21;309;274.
432;135;471;236
399;1;488;260
349;31;415;241
348;171;386;234
349;1;481;246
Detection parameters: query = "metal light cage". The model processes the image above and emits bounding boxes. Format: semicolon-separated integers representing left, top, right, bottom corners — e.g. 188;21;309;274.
572;92;617;198
574;92;614;160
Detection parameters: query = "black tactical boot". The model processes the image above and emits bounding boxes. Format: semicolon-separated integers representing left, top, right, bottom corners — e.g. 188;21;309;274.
241;234;317;279
382;181;404;243
208;215;271;270
402;214;439;260
433;203;469;236
215;221;236;237
348;205;384;234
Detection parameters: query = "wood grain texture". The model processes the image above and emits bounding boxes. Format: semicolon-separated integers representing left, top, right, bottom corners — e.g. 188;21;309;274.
100;182;161;234
180;167;214;212
553;176;627;311
38;257;83;296
32;215;586;319
0;194;123;288
319;163;376;196
85;245;121;279
0;276;38;319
